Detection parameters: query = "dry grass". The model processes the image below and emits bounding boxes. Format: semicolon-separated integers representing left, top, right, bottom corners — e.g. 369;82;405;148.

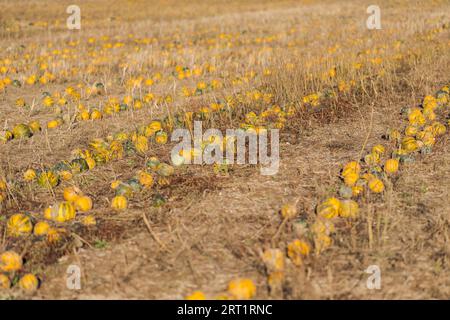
0;0;449;299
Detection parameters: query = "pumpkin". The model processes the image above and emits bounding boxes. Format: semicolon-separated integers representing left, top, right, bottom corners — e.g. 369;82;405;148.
156;163;174;177
155;131;168;144
364;152;380;166
12;123;32;139
342;161;361;176
74;196;93;212
18;274;39;292
316;197;341;219
28;121;41;133
111;195;127;211
59;170;73;181
339;200;359;218
343;171;358;186
90;109;102;120
408;108;425;126
0;130;13;143
0;251;22;272
115;183;133;197
7;214;33;237
47;119;61;129
401;137;419;153
372;144;385;154
63;186;83;202
227;278;256;300
185;291;206;300
23;169;37;181
368;178;384;193
147;120;162;135
34;221;50;236
138;171;154;188
37;171;60;188
45;202;76;223
287;239;310;267
70;158;89;173
146;157;161;170
0;274;10;289
133;135;148;153
85;156;96;170
404;125;418;137
280;203;297;219
352;184;364;197
384;158;399;174
431;122;446;136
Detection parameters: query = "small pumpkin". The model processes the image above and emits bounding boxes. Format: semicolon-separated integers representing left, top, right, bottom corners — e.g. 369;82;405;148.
45;202;76;223
138;171;154;188
63;186;83;202
133;135;148;153
34;221;51;236
23;169;37;181
155;130;168;144
384;158;399;174
280;203;297;219
12;124;32;139
18;274;39;292
368;178;384;193
7;214;33;237
28;121;41;133
338;200;359;218
287;239;310;266
0;251;22;272
74;196;93;212
316;197;341;219
156;163;174;177
227;278;256;300
37;171;60;188
111;195;127;211
0;274;10;289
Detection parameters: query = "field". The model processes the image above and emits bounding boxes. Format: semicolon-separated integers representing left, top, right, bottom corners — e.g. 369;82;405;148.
0;0;449;299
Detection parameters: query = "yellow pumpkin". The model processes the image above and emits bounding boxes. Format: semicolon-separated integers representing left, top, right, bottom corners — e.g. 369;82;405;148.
63;186;83;202
431;122;446;136
111;195;127;211
59;170;73;181
186;291;206;300
74;196;93;212
404;125;418;136
0;251;22;272
147;120;162;135
12;124;32;139
28;121;41;133
23;169;37;181
7;214;33;237
368;178;384;193
34;221;50;236
18;274;39;292
45;202;76;223
155;131;168;144
316;197;341;219
401;137;418;153
134;135;148;153
364;152;380;166
384;158;399;174
227;278;256;300
352;184;364;197
37;171;59;188
47;119;61;129
90;109;103;120
280;203;297;219
343;171;359;186
339;200;359;218
0;274;10;289
287;239;310;266
372;144;385;154
342;161;361;177
138;171;154;188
